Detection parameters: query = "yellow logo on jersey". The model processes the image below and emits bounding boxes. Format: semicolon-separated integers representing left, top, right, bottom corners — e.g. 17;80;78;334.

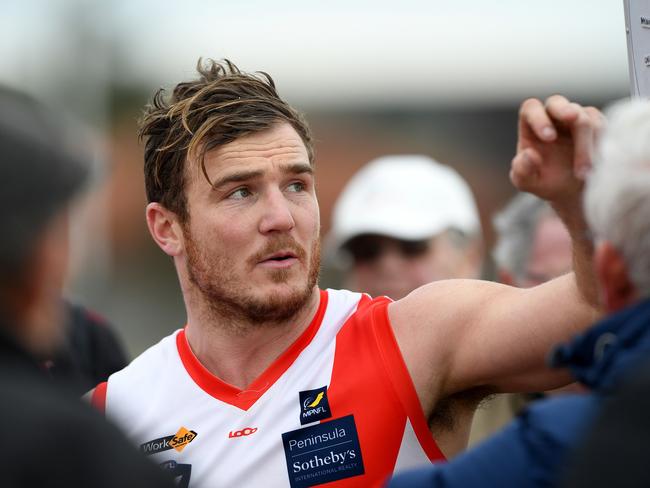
169;427;198;452
307;392;324;408
300;386;331;425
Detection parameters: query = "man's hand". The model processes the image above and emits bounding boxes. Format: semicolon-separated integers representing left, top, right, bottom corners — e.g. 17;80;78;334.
511;95;604;204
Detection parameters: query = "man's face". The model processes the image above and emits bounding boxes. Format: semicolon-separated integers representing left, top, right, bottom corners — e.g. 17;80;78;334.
521;215;573;287
344;232;480;300
180;122;320;324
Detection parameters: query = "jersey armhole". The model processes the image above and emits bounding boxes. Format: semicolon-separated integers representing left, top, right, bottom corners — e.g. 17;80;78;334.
371;300;446;462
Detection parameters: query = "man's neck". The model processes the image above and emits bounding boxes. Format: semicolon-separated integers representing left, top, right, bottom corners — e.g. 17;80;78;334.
183;287;321;390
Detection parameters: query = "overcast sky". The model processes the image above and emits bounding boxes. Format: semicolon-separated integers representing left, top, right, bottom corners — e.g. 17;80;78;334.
1;0;630;107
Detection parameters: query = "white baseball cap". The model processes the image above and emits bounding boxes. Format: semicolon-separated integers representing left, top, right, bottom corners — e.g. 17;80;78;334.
328;155;481;253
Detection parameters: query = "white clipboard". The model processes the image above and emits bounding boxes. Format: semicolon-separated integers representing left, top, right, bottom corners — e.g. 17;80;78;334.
625;0;650;97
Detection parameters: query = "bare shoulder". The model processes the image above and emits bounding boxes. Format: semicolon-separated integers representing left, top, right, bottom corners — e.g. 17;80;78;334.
389;278;512;350
388;279;511;413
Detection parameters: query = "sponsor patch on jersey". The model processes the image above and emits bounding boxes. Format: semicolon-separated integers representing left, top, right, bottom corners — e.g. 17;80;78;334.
228;427;258;438
160;460;192;488
299;386;332;425
282;415;365;487
141;427;198;455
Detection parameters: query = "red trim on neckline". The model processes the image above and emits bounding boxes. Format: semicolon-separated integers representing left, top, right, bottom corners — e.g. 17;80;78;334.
177;289;328;411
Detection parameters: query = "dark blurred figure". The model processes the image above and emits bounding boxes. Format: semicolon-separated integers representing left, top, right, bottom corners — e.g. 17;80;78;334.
562;358;650;488
0;86;173;488
44;301;128;394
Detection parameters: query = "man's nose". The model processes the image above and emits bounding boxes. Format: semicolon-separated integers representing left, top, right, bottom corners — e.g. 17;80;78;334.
372;247;407;274
259;190;295;234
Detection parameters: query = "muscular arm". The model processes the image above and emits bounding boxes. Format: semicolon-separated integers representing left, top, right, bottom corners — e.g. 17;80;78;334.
390;274;598;415
390;96;603;419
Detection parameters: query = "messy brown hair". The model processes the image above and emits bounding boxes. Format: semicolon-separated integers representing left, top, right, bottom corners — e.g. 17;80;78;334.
139;59;314;223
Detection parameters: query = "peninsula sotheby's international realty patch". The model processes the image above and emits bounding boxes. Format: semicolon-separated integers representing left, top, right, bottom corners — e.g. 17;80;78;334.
282;415;364;487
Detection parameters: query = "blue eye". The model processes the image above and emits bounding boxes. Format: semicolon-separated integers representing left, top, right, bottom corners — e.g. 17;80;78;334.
229;187;251;199
287;182;305;192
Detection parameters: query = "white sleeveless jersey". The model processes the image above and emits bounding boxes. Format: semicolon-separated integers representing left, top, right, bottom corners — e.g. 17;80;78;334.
93;289;444;487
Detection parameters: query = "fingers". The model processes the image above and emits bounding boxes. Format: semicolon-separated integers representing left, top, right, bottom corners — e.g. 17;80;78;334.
514;95;605;197
584;106;606;140
545;95;581;127
565;104;604;180
520;95;602;146
571;108;596;180
519;98;557;143
521;95;577;140
545;97;604;180
510;147;543;192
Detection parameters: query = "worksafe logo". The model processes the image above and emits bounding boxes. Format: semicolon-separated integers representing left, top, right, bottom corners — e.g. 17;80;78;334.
140;427;198;455
299;386;331;425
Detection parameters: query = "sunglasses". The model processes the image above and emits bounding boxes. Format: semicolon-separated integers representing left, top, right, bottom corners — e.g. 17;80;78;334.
342;235;430;264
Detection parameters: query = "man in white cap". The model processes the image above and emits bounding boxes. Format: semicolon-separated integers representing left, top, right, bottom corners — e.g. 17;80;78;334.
329;155;483;300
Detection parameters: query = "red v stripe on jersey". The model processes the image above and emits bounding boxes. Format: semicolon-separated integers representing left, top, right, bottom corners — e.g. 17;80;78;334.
326;295;445;485
177;289;329;410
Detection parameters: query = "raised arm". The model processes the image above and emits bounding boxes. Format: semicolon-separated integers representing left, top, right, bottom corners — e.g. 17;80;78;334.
390;96;603;417
511;95;604;307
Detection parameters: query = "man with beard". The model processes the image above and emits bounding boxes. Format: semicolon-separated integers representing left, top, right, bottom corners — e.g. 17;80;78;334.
91;59;602;487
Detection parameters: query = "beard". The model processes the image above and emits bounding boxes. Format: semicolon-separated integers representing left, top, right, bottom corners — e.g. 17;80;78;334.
184;229;321;330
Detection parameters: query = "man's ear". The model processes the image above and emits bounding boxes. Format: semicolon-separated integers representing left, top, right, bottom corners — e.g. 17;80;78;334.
146;203;185;257
594;241;636;313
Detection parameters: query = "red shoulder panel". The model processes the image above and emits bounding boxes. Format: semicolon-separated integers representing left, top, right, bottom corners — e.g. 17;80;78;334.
91;381;108;415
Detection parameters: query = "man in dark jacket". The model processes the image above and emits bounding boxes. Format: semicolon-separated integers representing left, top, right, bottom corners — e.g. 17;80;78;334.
0;86;174;488
562;353;650;487
388;98;650;487
46;301;129;395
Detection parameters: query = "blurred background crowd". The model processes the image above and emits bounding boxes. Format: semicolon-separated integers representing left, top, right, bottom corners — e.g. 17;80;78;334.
1;0;629;357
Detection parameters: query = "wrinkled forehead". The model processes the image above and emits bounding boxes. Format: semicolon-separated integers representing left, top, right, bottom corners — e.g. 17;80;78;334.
189;122;312;185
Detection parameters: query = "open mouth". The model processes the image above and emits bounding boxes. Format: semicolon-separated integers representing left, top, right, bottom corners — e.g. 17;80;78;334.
260;251;298;264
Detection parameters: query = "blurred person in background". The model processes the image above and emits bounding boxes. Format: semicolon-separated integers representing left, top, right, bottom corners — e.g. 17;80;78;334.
327;154;483;301
45;300;129;394
90;60;601;486
389;97;650;488
469;193;576;446
493;193;573;290
0;86;173;488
